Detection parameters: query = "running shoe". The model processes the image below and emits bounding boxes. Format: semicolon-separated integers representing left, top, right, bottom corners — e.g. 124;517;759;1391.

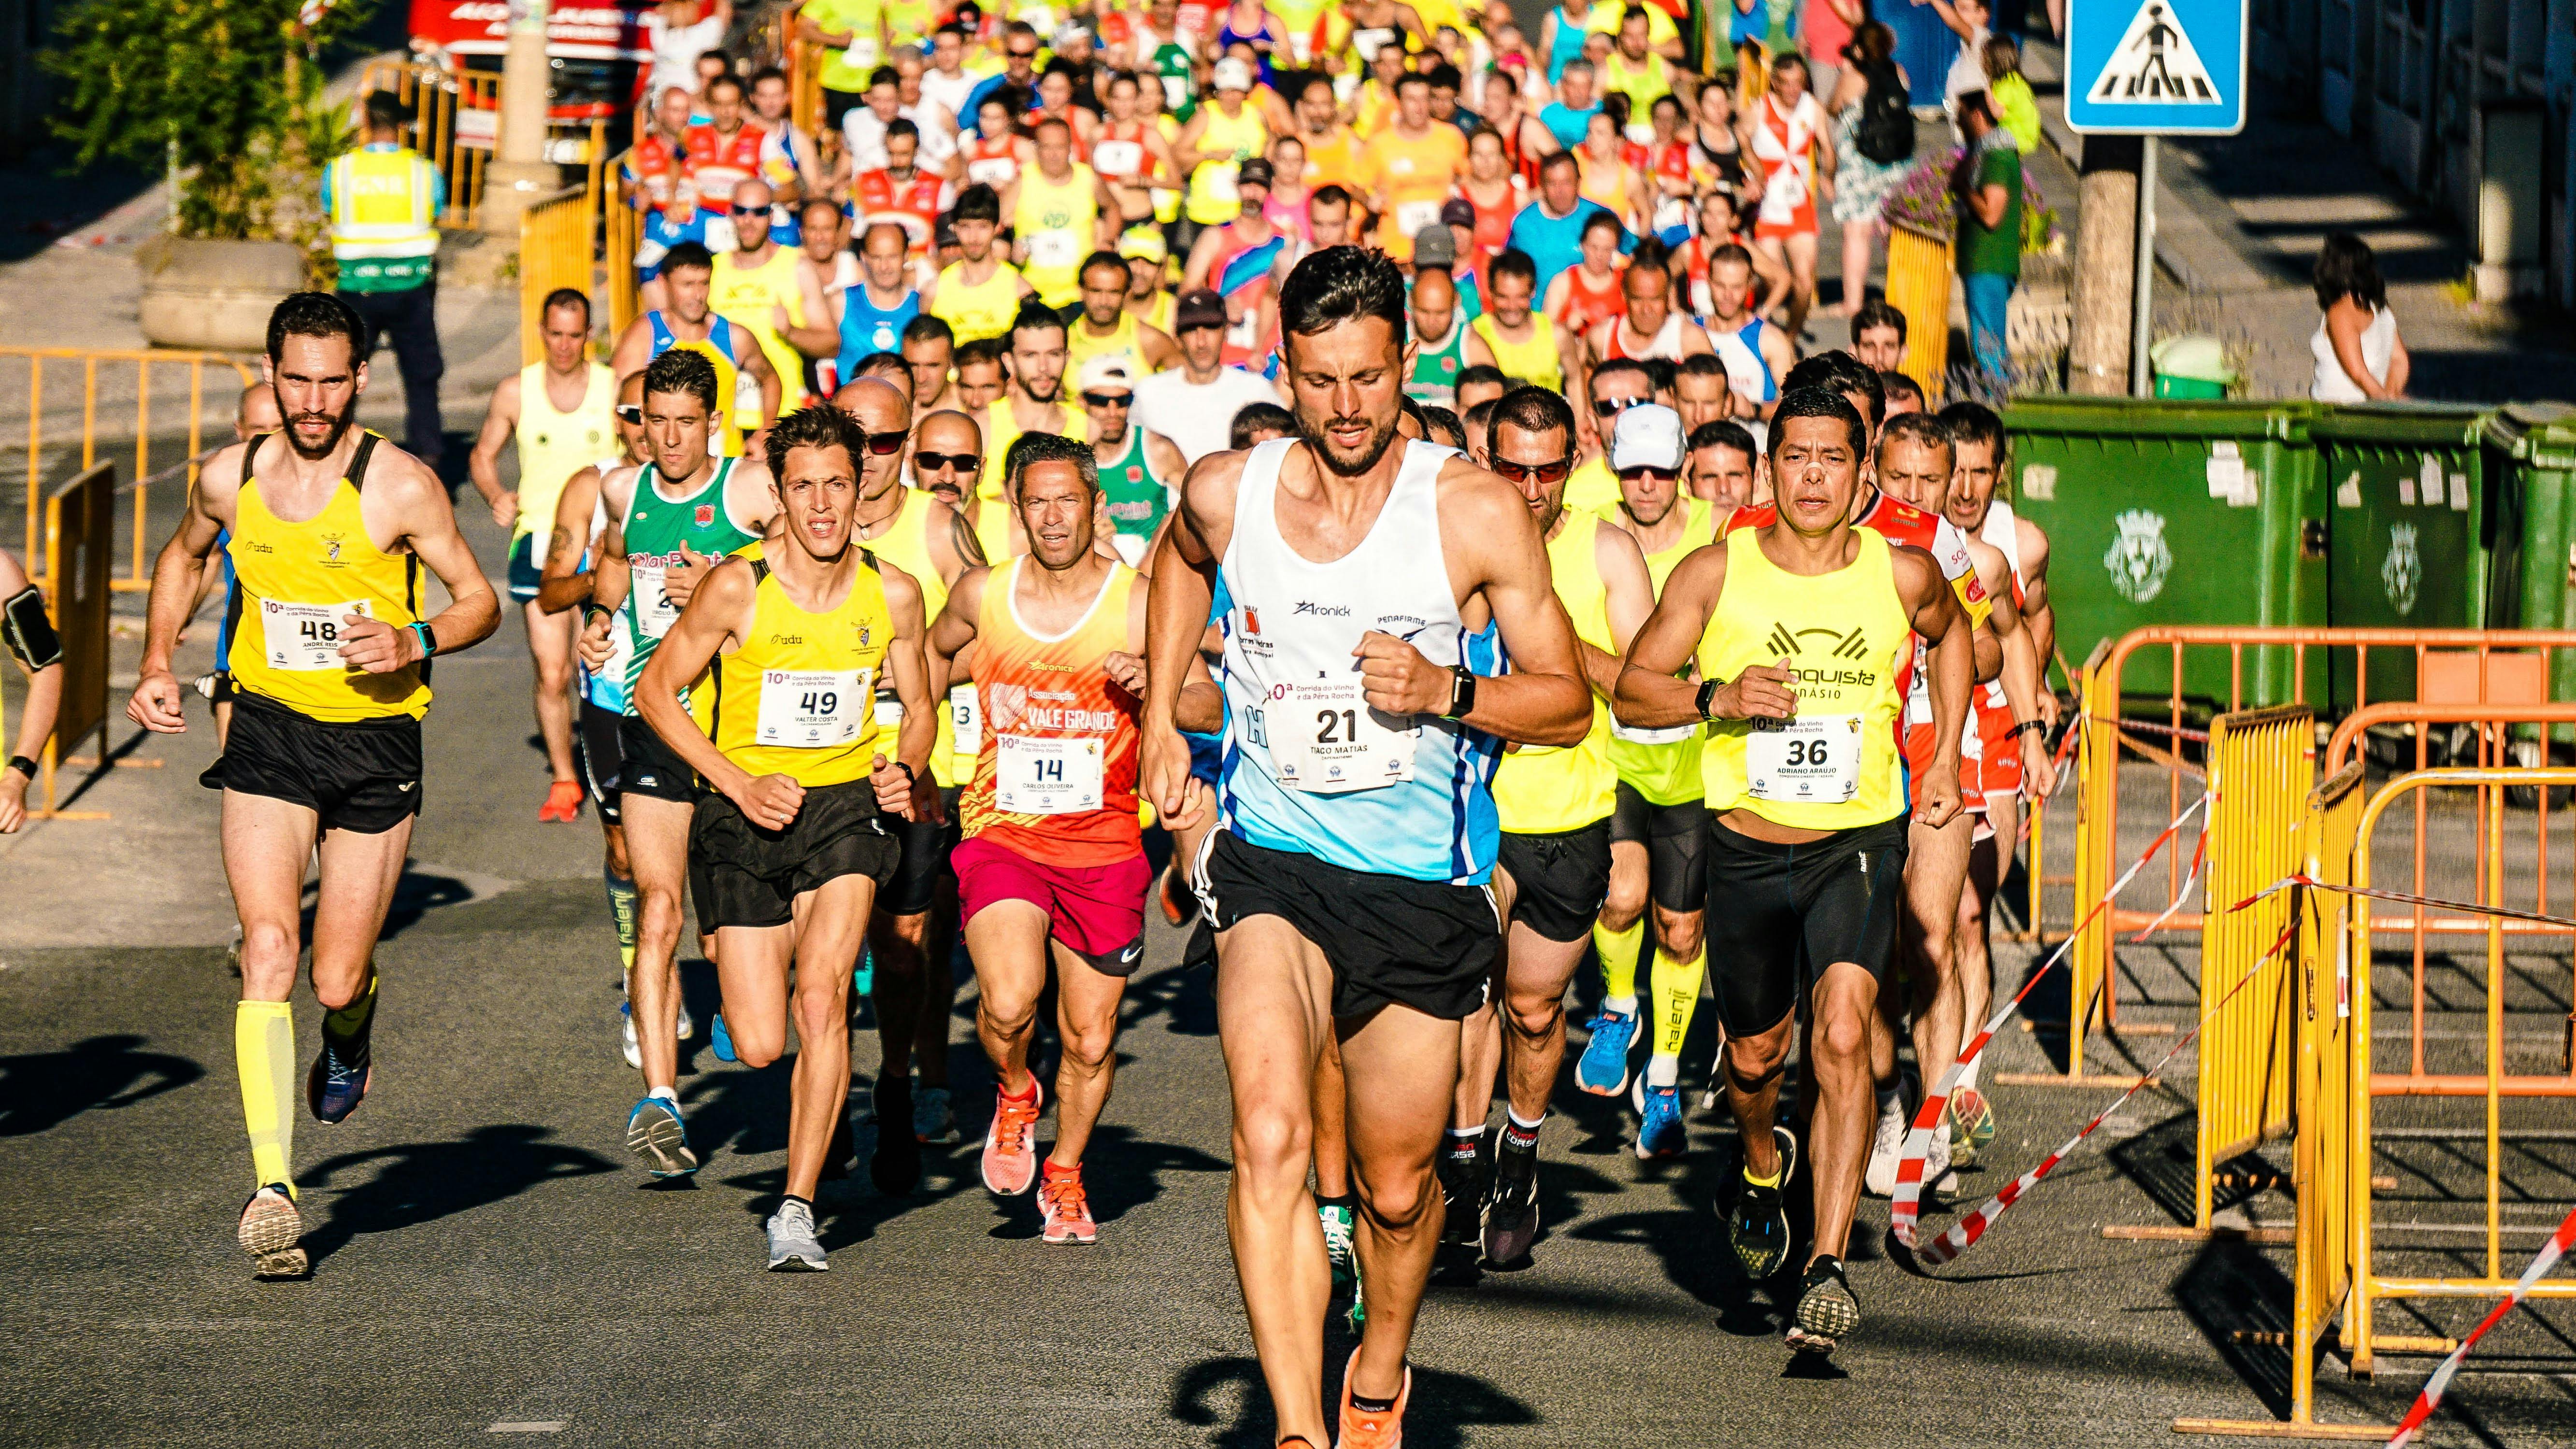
1038;1165;1099;1245
1481;1130;1539;1266
981;1078;1045;1196
305;1040;371;1125
626;1094;699;1178
765;1199;828;1272
915;1085;959;1144
710;1012;736;1064
1574;1008;1639;1096
619;1002;642;1069
539;779;583;823
1864;1084;1911;1198
675;998;694;1042
1699;1063;1725;1112
237;1183;306;1279
1336;1351;1411;1449
1948;1086;1996;1168
1633;1080;1687;1159
1729;1126;1797;1280
1432;1140;1481;1284
871;1076;920;1196
1319;1201;1358;1299
1787;1255;1860;1354
853;941;874;999
1160;867;1199;927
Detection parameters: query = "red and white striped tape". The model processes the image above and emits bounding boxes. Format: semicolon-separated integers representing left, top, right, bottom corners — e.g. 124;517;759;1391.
2386;1202;2576;1446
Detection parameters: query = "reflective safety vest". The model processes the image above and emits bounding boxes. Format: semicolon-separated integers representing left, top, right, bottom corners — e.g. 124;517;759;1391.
327;146;441;292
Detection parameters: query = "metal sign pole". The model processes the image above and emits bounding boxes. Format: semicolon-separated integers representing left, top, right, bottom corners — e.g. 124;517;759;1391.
2131;136;2158;398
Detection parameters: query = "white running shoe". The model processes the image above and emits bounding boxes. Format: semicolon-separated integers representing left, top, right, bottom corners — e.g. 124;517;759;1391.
1863;1084;1909;1199
619;1004;642;1070
675;999;695;1042
765;1199;828;1271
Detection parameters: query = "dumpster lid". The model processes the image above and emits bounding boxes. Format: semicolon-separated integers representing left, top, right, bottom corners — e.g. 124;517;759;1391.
2004;394;2307;440
2485;402;2576;456
2309;399;2489;446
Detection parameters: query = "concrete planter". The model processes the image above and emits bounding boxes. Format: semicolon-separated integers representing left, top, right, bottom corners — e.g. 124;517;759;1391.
136;237;309;352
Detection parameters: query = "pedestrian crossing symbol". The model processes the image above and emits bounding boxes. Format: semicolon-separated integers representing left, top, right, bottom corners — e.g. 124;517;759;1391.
2065;0;2246;134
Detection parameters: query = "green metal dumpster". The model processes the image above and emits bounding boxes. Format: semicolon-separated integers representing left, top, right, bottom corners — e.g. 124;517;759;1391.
2481;403;2576;717
2309;403;2504;710
2003;396;2323;707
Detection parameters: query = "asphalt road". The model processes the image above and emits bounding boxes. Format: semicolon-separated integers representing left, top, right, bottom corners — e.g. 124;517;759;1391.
4;505;2574;1448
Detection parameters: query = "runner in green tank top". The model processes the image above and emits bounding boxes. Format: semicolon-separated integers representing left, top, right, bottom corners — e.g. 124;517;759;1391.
1077;356;1187;567
1403;269;1470;408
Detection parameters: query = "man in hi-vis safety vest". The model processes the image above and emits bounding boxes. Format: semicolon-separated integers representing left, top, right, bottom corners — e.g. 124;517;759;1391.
324;91;449;469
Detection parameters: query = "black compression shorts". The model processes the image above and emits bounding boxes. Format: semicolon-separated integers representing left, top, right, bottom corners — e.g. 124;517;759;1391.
688;779;902;930
1496;819;1613;944
1703;813;1908;1037
1609;782;1710;915
1199;830;1502;1022
881;784;962;917
222;692;423;835
577;699;624;824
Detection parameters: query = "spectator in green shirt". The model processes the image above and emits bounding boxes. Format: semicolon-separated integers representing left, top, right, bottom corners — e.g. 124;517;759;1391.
1950;87;2021;384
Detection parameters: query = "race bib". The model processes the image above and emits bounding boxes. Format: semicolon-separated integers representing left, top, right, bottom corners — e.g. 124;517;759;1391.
1353;25;1397;60
1093;139;1144;178
1611;718;1696;746
1200;164;1239;205
994;733;1105;814
842;35;882;68
967;156;1017;186
950;683;984;756
259;598;371;672
1265;679;1415;793
756;668;869;747
631;561;682;639
702;213;739;255
1759;167;1807;224
1160;75;1192;111
1028;227;1082;269
1745;713;1862;804
1394;198;1443;238
874;682;905;730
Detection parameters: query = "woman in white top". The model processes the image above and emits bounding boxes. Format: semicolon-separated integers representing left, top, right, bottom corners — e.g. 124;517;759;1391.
2310;231;2410;402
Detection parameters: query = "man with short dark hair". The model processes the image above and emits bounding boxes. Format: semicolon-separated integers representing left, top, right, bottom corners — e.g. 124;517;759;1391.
1952;88;2024;384
1128;288;1285;463
1852;298;1909;373
1686;418;1762;506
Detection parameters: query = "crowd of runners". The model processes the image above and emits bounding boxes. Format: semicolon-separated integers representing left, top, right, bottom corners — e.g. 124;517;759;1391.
93;10;2074;1444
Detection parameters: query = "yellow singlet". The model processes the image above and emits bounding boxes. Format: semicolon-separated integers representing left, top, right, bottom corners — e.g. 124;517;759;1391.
860;491;969;787
1066;309;1148;378
1602;495;1712;807
979;406;1023;501
967;491;1017;564
1697;527;1911;830
224;432;430;723
930;258;1027;345
513;361;616;542
1134;289;1176;336
1563;455;1620;516
706;547;896;786
1013;162;1101;309
1185;102;1268;226
1470;312;1563;392
708;246;813;426
1490;509;1617;834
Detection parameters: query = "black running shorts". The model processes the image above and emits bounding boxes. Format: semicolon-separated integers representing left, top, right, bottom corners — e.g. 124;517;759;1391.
881;784;963;917
1703;813;1909;1037
1495;819;1613;944
222;692;423;835
1199;830;1502;1022
1609;782;1710;915
618;710;701;805
688;779;902;930
577;699;624;824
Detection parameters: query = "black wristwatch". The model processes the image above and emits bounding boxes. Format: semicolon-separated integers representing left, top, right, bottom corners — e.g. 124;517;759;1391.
1695;677;1722;721
1444;664;1477;720
5;755;35;781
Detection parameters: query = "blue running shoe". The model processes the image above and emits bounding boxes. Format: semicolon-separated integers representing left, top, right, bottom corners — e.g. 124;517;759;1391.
626;1095;700;1177
306;1042;371;1124
711;1012;737;1064
853;942;874;997
1634;1082;1686;1159
1574;1009;1638;1096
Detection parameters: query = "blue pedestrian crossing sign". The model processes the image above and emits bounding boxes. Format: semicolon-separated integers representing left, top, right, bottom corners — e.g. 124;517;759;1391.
2065;0;2247;134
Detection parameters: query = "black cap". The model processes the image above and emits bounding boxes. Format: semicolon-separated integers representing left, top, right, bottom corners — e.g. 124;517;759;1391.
1174;288;1229;332
1237;158;1275;190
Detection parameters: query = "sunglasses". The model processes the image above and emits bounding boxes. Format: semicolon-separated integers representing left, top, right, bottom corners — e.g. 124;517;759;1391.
1007;46;1038;58
1489;456;1573;484
615;405;644;424
864;429;908;456
1081;390;1133;408
1593;396;1649;418
730;205;767;216
914;450;981;472
1616;465;1679;483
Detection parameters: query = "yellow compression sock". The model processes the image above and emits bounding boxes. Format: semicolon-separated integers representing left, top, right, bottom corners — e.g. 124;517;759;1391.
605;868;639;972
1592;918;1645;1008
235;1000;296;1195
1650;947;1707;1063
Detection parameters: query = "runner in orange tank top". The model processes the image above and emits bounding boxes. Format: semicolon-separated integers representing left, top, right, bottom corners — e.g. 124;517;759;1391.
924;432;1220;1246
1544;207;1631;337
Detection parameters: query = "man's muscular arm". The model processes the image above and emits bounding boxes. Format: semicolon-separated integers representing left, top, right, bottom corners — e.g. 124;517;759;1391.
537;465;604;615
1615;545;1796;726
1400;469;1588;746
128;442;240;732
1140;451;1239;816
1897;544;1968;827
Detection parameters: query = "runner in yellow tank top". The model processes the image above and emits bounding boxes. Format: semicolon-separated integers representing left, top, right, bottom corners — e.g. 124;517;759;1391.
1610;390;1971;1357
1178;77;1268;228
126;295;502;1280
708;182;830;427
1449;389;1655;1277
1571;406;1717;1153
469;290;619;821
639;401;936;1272
1007;121;1115;309
930;185;1036;345
1068;253;1182;377
1464;251;1566;393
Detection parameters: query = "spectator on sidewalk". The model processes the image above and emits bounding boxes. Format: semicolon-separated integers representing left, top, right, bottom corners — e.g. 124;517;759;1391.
1981;35;2043;152
2310;232;2411;401
1826;21;1910;319
324;91;447;469
1949;87;2020;385
647;0;733;113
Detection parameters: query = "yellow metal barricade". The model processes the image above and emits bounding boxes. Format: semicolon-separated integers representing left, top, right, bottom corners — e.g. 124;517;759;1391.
789;39;827;141
6;348;258;595
35;463;115;821
1883;223;1952;402
604;148;642;338
519;187;598;367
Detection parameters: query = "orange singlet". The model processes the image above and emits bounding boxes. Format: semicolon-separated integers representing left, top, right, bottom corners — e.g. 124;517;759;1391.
1553;262;1627;334
959;558;1143;865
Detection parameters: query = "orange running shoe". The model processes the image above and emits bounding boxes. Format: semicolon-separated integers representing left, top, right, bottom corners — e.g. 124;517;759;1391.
981;1077;1045;1195
1337;1351;1411;1449
1037;1162;1098;1244
539;779;583;823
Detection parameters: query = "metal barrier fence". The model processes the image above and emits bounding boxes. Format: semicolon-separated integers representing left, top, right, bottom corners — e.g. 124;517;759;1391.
6;348;259;596
1884;225;1951;403
359;60;613;231
35;463;115;821
2062;625;2576;1082
518;187;599;367
604;149;642;337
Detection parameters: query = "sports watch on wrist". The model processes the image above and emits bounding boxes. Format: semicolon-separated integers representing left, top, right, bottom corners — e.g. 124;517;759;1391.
1444;664;1477;720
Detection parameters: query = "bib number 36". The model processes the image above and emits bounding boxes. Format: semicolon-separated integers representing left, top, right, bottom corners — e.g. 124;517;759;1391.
1745;713;1863;804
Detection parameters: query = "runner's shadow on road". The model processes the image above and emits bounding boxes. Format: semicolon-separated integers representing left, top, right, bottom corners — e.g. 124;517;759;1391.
296;867;477;947
981;1123;1227;1238
1169;1356;1534;1449
0;1034;203;1137
1119;957;1220;1038
297;1124;617;1267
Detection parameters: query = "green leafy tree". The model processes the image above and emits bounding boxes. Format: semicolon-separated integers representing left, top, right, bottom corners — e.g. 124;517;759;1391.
45;0;374;241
